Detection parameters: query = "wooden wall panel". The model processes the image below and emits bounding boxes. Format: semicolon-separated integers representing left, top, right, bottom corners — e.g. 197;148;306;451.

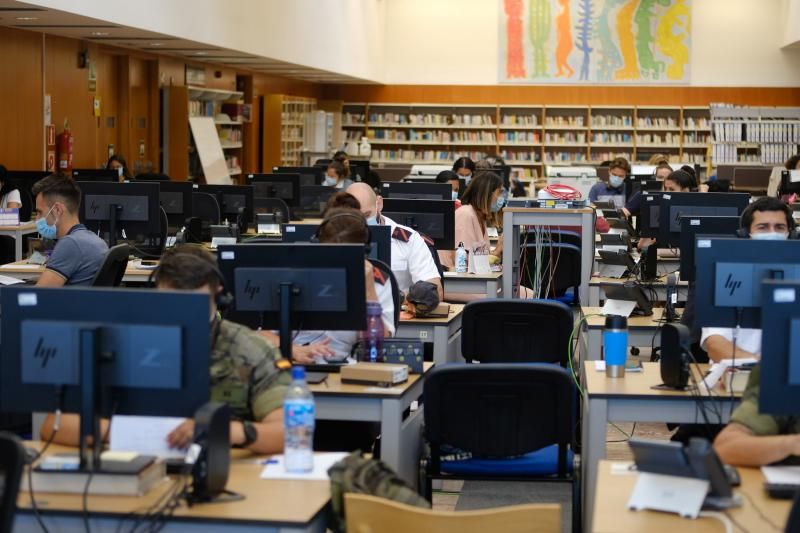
0;27;44;170
158;57;185;87
128;56;158;173
203;65;237;91
320;85;800;107
252;74;322;100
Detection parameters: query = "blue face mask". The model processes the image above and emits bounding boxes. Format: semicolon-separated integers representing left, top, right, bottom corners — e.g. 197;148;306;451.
366;216;379;226
751;232;788;241
490;195;504;213
36;205;58;240
609;175;625;189
323;176;338;187
451;191;459;201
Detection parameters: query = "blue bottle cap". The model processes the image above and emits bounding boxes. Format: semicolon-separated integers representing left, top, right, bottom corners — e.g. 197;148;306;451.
291;366;306;381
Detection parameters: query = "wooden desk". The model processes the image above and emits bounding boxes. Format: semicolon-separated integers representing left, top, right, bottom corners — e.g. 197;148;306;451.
592;461;791;532
582;362;741;533
397;304;464;365
442;271;502;298
309;362;433;488
17;444;330;532
579;307;677;362
0;222;37;262
587;275;689;307
0;260;155;284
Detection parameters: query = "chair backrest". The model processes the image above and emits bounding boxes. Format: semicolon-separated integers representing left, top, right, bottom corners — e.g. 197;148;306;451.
424;364;575;468
369;258;400;329
345;493;560;533
523;243;581;299
91;243;131;287
253;197;290;224
461;299;573;365
192;192;221;225
0;433;26;533
135;172;171;181
525;229;582;249
18;188;33;223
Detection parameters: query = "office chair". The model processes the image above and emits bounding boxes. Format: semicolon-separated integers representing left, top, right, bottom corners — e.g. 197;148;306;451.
525;228;582;249
253;197;290;225
18;188;33;223
461;299;573;365
0;432;26;533
345;493;560;533
91;243;131;287
522;242;582;305
423;364;579;533
368;258;400;330
134;172;171;181
192;192;221;225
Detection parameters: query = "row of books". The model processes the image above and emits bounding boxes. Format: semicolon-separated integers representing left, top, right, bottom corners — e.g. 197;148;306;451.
370;130;497;142
367;113;495;126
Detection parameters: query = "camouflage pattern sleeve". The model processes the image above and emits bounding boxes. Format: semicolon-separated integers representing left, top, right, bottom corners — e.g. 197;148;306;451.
729;366;781;436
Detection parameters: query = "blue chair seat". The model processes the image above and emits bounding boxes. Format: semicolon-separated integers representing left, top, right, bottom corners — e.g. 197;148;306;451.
440;444;573;476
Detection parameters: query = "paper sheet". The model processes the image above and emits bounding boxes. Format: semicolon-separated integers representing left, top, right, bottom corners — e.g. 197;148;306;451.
0;263;41;270
260;452;348;481
762;466;800;485
601;299;636;317
109;415;188;460
0;274;25;285
702;358;759;390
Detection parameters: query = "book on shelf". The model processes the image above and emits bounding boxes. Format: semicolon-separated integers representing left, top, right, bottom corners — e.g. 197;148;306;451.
637;117;679;128
545;116;585;127
500;115;539;126
591;115;633;127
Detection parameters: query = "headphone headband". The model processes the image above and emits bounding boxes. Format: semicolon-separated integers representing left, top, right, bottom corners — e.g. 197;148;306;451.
313;211;372;250
148;251;233;309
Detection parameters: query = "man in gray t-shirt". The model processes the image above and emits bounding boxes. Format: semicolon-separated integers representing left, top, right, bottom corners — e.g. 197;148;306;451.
31;174;108;287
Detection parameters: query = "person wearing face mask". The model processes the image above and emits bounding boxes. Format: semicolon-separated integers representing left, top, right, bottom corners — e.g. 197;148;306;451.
622;163;673;217
435;170;462;206
588;157;629;207
40;245;292;454
347;183;444;301
323;161;353;189
31;174;108;287
699;197;795;364
106;154;132;182
452;156;476;186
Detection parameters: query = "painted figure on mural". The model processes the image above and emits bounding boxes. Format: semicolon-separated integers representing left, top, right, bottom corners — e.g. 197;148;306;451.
656;0;690;80
575;0;594;81
635;0;670;79
529;0;552;78
554;0;575;77
595;0;623;82
614;0;641;80
504;0;527;78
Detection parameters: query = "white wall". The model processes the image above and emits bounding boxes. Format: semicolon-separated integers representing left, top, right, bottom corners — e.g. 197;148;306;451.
383;0;800;86
784;0;800;48
24;0;386;83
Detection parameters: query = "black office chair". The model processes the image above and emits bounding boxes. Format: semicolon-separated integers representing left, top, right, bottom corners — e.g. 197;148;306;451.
18;188;33;223
461;299;573;366
0;432;26;533
423;364;579;533
192;192;221;225
135;172;171;181
369;258;400;330
253;197;290;225
522;242;582;305
91;243;131;287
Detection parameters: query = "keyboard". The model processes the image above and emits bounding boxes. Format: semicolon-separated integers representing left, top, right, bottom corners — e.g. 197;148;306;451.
765;482;800;499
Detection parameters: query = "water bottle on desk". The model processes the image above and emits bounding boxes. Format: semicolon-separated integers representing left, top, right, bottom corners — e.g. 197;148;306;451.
455;241;468;273
604;315;628;378
360;301;384;362
284;366;315;473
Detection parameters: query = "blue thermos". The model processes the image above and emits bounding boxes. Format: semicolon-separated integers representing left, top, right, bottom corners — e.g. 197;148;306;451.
604;315;628;378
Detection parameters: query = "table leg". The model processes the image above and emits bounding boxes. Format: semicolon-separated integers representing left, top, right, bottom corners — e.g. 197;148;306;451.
381;397;423;488
588;285;600;307
585;328;602;362
582;396;608;533
433;325;450;364
487;279;500;298
14;231;22;261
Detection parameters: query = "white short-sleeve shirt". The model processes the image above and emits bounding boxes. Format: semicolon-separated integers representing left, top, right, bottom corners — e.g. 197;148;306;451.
1;189;21;209
700;327;762;357
381;215;441;294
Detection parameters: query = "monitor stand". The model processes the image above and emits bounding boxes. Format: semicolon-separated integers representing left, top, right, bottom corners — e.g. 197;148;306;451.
107;204;122;248
278;282;300;363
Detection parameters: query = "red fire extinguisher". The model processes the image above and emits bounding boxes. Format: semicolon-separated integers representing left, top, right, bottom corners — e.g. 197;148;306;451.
56;119;73;174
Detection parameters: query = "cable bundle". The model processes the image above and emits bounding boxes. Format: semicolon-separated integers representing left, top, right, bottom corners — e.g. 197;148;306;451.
543;183;582;200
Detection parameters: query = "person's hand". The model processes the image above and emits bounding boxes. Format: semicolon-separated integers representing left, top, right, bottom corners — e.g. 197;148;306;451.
166;419;195;450
292;338;335;364
621;207;631;218
488;254;501;265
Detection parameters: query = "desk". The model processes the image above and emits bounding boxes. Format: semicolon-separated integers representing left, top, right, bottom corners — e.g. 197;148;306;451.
397;304;464;365
587;275;689;307
442;271;502;298
17;444;330;532
579;307;675;362
582;362;741;533
592;460;791;532
502;208;595;302
0;261;155;284
310;363;432;488
0;222;37;262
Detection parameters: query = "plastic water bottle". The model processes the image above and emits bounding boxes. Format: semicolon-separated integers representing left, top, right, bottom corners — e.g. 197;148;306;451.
284;366;315;473
455;241;468;273
360;301;384;362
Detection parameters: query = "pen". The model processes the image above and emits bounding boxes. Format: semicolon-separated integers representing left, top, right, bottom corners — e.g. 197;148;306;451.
259;459;279;465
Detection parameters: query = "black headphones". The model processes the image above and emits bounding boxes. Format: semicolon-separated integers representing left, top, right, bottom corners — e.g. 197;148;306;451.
311;211;372;255
736;200;798;239
148;251;234;310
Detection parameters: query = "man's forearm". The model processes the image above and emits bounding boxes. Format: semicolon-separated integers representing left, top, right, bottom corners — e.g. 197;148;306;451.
704;336;758;363
715;432;797;467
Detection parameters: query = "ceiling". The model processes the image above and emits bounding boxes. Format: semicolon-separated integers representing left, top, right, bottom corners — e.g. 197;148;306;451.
0;0;372;84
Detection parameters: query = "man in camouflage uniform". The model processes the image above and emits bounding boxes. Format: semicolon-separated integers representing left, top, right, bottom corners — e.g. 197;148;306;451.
40;245;291;455
714;365;800;466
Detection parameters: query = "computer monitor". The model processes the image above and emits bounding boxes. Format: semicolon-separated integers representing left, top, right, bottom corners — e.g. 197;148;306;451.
247;173;301;208
349;160;370;182
197;184;254;227
759;279;800;416
76;181;162;247
732;167;772;192
217;243;367;358
781;170;800;195
638;192;662;238
72;169;120;182
158;181;194;230
715;164;762;183
657;192;749;247
678;216;740;282
0;287;210;467
694;238;800;329
281;223;391;265
381;198;456;249
381;182;452;200
273;166;324;187
298;185;336;216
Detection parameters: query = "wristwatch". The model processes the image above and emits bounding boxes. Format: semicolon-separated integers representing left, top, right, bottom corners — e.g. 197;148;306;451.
241;420;258;447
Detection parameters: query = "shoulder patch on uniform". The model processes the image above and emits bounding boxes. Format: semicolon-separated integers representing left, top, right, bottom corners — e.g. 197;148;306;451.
418;232;434;247
275;358;292;371
373;266;387;285
391;227;411;243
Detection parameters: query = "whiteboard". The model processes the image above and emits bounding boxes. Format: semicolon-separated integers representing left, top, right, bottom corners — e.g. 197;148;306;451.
189;117;231;185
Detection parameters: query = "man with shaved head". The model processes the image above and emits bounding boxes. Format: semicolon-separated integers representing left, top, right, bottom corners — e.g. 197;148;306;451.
348;182;443;300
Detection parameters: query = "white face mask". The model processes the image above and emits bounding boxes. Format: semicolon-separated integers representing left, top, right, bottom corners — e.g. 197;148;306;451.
751;232;788;241
116;167;124;178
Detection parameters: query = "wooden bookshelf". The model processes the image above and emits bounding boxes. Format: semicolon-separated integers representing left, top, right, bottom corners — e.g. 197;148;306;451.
187;85;245;178
710;105;800;166
263;95;316;169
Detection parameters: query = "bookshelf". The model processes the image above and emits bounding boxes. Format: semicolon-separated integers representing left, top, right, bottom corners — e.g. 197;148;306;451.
263;95;317;169
188;86;245;177
710;104;800;165
340;103;713;177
